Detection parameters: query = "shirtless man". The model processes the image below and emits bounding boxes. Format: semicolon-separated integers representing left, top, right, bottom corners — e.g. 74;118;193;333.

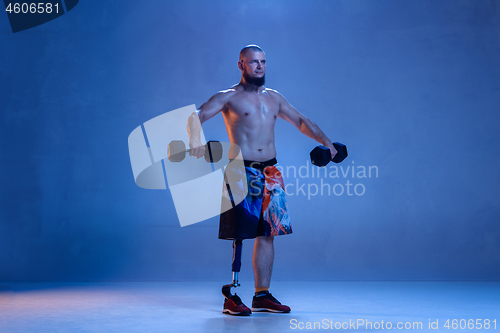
187;45;336;315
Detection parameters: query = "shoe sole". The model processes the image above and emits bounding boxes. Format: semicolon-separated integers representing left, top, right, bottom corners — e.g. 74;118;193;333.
223;309;252;316
251;307;290;313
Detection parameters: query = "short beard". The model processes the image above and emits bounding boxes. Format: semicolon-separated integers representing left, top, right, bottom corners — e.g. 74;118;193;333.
243;72;265;87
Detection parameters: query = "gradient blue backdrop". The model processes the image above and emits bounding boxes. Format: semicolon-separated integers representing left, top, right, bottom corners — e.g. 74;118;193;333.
1;0;499;282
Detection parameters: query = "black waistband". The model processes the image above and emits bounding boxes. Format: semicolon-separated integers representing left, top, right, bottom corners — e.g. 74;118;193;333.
244;158;278;169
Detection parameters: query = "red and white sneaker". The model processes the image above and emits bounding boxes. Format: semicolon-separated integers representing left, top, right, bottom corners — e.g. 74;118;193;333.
251;292;291;313
223;294;252;316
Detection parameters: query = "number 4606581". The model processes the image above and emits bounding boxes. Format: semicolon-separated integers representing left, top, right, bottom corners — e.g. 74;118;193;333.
6;3;59;14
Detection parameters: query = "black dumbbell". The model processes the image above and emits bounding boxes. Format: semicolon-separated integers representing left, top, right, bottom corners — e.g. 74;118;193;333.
310;142;348;167
167;140;223;163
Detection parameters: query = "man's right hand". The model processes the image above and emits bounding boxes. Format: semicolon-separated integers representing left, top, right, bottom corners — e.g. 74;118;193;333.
189;138;205;159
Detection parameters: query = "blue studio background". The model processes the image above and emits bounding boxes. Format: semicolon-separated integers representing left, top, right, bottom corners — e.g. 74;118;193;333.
1;0;499;282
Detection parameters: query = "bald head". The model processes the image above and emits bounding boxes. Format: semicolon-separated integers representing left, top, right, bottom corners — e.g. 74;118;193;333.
239;45;265;60
238;45;266;87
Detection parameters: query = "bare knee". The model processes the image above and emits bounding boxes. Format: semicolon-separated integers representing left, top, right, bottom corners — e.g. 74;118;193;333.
256;235;274;245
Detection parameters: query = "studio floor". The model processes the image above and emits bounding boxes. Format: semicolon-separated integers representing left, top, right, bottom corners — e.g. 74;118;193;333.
0;281;498;332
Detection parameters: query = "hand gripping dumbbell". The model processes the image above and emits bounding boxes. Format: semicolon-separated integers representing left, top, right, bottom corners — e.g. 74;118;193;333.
310;142;348;167
167;140;223;163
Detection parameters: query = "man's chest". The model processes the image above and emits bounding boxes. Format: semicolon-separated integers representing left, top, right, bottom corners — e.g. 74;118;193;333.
227;93;280;118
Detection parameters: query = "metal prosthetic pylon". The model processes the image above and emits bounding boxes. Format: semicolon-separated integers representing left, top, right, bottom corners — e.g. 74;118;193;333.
222;238;243;299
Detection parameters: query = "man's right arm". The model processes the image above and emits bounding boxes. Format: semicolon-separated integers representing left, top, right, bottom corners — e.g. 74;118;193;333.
187;90;232;158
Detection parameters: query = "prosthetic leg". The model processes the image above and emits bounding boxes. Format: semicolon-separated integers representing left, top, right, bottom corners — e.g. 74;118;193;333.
222;239;243;299
221;238;252;315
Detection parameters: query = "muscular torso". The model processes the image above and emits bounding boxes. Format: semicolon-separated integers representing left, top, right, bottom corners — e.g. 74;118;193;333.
222;86;280;161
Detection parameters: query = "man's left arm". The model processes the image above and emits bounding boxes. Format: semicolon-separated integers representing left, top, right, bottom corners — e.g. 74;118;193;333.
275;91;337;159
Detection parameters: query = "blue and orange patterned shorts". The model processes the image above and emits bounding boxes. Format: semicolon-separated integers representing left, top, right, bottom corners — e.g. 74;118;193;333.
219;158;292;240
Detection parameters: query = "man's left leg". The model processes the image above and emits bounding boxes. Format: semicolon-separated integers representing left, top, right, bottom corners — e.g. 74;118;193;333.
251;235;291;313
253;235;274;289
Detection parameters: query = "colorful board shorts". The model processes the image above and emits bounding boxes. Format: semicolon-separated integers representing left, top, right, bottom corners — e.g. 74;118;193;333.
219;158;292;240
